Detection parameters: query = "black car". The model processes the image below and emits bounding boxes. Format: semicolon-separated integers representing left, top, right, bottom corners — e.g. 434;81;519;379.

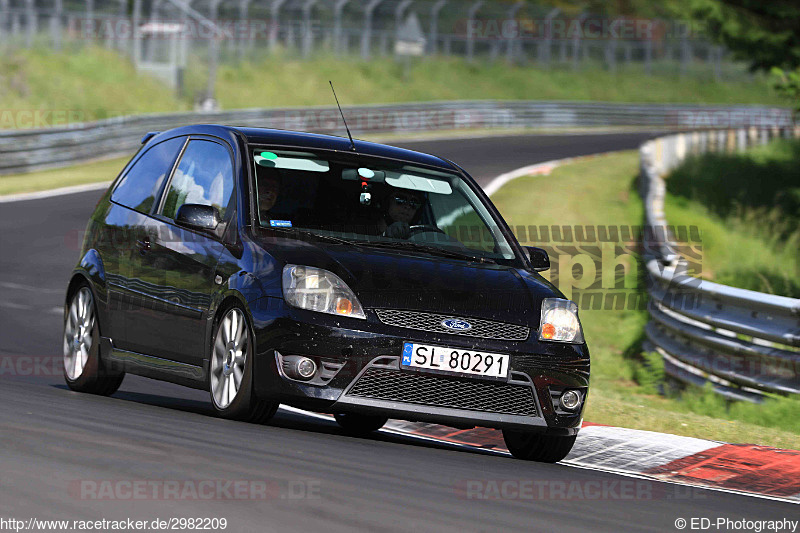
63;125;590;462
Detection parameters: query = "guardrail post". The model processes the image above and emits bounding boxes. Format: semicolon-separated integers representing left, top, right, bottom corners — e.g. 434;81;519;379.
49;0;62;50
11;9;20;41
114;0;127;52
539;8;559;66
680;33;690;76
393;0;412;57
24;0;35;48
604;17;620;72
144;0;163;62
644;22;653;75
236;0;251;59
84;0;94;44
332;0;349;55
0;0;6;47
428;0;445;55
466;1;482;63
571;13;587;71
713;45;723;80
360;0;382;60
504;1;522;64
132;0;141;65
269;0;286;52
206;0;222;101
302;0;316;58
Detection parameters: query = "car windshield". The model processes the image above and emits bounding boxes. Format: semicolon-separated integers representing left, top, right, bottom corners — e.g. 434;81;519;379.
251;147;517;262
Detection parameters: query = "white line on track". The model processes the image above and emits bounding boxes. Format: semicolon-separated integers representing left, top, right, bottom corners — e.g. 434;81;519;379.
0;181;111;203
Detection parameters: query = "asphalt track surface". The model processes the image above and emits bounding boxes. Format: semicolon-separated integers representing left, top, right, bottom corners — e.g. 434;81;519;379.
1;132;795;531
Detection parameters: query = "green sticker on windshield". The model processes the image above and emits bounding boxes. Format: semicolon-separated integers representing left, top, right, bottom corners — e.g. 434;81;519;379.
260;151;278;160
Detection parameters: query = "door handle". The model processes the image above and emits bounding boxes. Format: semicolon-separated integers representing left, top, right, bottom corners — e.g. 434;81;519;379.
136;237;151;255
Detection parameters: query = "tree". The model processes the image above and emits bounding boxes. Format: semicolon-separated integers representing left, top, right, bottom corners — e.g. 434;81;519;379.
691;0;800;112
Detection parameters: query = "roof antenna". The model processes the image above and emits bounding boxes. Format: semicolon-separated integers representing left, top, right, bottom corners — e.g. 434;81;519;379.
329;80;356;151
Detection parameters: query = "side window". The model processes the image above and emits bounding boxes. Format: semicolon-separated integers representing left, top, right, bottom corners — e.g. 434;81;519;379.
162;140;235;220
111;137;186;214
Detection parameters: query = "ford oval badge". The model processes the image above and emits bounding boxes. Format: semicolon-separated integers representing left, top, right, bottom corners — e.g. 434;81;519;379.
441;318;472;331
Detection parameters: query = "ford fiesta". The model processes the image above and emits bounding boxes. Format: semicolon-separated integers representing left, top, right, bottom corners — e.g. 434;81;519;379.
63;125;590;462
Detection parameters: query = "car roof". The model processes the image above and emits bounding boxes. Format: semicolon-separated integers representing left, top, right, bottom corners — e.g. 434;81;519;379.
148;124;458;172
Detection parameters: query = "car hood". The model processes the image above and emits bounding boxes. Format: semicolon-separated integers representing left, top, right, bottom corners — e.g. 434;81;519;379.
250;232;561;326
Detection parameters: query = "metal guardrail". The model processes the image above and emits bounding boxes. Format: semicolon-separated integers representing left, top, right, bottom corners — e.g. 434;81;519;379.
639;127;800;401
0;100;794;175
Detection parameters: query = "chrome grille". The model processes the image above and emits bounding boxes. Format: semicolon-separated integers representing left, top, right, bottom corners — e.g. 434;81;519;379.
347;368;537;416
374;309;529;341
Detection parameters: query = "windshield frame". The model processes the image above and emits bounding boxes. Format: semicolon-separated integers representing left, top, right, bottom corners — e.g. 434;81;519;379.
245;143;528;268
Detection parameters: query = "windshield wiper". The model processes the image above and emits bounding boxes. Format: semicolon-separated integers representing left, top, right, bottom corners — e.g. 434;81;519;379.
267;227;496;263
270;227;363;248
357;240;496;264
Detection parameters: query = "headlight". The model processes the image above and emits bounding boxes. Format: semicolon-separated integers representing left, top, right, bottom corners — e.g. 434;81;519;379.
282;265;366;319
538;298;584;343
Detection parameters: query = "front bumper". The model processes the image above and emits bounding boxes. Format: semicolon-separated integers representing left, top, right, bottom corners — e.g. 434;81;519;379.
249;300;590;435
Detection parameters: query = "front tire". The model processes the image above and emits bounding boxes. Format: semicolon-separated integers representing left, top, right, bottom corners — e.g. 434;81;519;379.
502;430;576;463
209;305;278;424
63;284;125;395
334;413;388;435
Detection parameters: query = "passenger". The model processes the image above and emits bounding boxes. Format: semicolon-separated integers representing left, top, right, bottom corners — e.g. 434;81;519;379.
257;171;281;219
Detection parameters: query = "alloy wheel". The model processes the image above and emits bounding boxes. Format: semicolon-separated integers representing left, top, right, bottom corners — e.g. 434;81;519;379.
210;308;248;409
63;287;95;381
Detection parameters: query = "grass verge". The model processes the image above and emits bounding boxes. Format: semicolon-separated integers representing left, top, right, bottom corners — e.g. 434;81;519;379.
191;53;787;109
664;138;800;297
0;47;186;127
490;150;800;449
0;46;788;131
0;156;128;196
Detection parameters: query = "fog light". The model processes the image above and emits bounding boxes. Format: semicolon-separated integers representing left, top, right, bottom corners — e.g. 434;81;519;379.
560;390;582;411
296;358;317;380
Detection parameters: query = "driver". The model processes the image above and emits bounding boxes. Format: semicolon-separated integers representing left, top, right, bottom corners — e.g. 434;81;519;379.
379;188;425;239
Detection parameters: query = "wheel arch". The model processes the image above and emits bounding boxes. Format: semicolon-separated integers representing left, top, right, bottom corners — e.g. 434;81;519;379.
66;249;108;333
204;290;256;369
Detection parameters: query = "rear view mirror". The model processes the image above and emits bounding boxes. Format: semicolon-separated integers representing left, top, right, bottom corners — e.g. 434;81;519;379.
175;204;220;231
342;168;386;182
526;246;550;271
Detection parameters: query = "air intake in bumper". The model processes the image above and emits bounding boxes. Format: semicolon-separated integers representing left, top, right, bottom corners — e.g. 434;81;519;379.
347;367;537;416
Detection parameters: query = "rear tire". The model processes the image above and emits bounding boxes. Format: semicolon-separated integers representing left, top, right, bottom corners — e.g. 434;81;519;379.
502;430;576;463
334;413;388;435
209;305;278;424
63;284;125;396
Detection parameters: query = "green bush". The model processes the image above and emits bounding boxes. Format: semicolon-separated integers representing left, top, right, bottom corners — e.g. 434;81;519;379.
665;139;800;297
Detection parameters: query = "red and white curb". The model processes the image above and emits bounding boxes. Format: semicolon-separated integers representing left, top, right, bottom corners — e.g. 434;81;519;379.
280;406;800;504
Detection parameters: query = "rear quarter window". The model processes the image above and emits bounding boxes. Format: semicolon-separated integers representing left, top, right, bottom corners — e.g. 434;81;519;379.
111;136;186;214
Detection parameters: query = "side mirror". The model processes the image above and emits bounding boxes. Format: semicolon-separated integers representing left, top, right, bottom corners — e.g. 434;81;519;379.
526;246;550;272
175;203;220;231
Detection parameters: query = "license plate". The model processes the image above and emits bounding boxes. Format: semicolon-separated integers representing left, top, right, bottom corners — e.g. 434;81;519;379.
401;342;509;379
